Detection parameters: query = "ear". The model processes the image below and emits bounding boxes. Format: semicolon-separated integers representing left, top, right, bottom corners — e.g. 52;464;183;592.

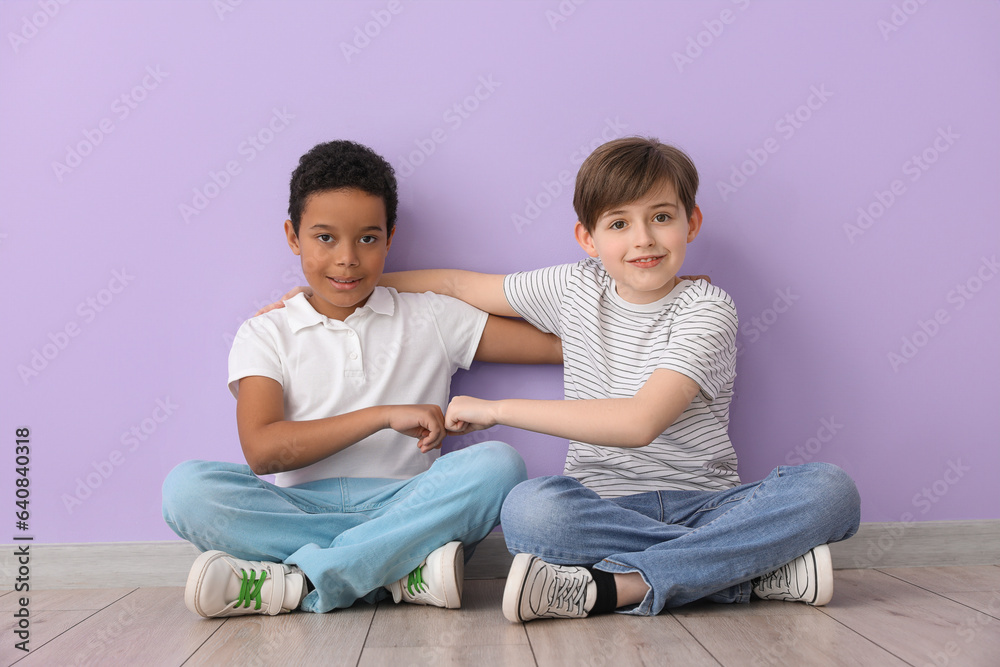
574;221;600;258
686;206;703;243
284;220;301;255
385;225;395;252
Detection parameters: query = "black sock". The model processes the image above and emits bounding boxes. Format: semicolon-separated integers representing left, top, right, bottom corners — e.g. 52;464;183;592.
586;567;618;615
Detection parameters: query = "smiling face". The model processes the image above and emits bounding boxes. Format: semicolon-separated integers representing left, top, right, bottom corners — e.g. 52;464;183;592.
574;179;702;304
284;188;393;320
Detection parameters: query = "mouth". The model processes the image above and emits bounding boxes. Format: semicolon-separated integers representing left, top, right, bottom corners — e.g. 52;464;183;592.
327;276;362;290
627;255;665;268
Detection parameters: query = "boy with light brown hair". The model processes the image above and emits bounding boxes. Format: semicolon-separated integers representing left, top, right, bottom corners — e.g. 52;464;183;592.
380;136;861;621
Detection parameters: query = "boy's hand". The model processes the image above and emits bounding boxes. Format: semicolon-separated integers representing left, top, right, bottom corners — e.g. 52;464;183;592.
387;404;448;453
445;396;498;433
254;286;312;316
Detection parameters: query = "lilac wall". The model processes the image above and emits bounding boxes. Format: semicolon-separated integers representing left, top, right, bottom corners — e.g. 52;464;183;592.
2;0;997;544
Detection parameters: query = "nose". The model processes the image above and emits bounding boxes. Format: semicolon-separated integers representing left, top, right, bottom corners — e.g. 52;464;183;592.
633;222;654;247
334;244;359;267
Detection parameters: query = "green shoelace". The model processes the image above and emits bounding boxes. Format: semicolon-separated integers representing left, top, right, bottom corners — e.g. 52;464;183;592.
237;568;267;610
406;566;428;596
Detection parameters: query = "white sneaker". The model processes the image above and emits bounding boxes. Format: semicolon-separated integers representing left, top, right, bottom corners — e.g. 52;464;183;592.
502;553;596;622
752;544;834;606
385;541;463;609
184;550;307;618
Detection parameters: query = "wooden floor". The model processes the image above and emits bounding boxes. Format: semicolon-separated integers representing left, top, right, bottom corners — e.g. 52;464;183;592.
3;566;999;666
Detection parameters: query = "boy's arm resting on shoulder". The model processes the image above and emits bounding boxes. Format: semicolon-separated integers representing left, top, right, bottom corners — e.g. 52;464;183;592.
380;270;519;318
474;315;562;365
445;368;700;448
236;376;447;475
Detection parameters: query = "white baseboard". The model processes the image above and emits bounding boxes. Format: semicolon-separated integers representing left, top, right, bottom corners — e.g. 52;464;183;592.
3;520;998;590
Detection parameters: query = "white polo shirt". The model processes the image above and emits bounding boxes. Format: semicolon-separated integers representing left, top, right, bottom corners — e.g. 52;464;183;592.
228;289;488;487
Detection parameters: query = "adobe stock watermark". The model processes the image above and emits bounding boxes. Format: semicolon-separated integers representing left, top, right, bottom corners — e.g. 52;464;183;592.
61;396;180;513
716;84;833;202
17;268;135;385
924;591;1000;667
213;0;244;21
7;0;71;54
51;66;169;182
222;263;306;348
784;416;843;466
853;458;971;568
673;0;751;73
395;75;501;179
751;627;799;667
178;107;294;224
511;116;629;234
877;0;930;41
340;0;403;63
886;255;997;372
545;0;585;31
71;595;142;666
844;126;958;245
735;287;799;358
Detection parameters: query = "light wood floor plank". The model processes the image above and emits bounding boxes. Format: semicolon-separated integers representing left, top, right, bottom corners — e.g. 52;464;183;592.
185;602;375;667
364;580;528;649
359;644;537;666
0;588;134;612
820;568;1000;666
877;565;1000;593
669;597;817;618
11;587;222;666
526;612;720;667
930;590;1000;620
3;610;95;667
675;610;908;666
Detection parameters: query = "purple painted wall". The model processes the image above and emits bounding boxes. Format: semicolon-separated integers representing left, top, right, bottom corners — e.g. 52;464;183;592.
2;0;997;544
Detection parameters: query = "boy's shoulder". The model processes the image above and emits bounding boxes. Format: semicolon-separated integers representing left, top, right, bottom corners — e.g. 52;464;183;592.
674;279;736;310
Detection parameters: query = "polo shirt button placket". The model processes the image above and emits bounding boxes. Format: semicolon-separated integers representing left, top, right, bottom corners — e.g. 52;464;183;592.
345;328;363;378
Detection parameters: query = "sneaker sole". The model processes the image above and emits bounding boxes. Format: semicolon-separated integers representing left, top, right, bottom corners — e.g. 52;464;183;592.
184;550;228;617
809;544;834;606
502;553;536;623
439;541;464;609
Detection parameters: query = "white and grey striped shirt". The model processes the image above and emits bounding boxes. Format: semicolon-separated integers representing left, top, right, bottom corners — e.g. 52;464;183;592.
504;258;740;497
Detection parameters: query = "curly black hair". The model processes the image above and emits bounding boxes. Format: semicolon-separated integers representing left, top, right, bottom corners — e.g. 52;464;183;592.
287;140;398;235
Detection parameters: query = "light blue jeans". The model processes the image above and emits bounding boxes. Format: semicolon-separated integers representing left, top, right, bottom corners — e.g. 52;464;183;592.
162;441;527;613
500;462;860;615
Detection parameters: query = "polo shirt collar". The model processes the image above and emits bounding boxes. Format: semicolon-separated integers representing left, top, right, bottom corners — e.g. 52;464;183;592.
283;287;395;333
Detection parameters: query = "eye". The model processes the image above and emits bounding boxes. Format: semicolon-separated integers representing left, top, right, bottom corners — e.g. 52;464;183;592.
359;235;378;245
653;213;670;223
317;234;333;243
609;220;627;230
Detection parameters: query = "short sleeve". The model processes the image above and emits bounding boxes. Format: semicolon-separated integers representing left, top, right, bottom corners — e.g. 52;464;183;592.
227;317;284;398
421;291;489;371
656;290;738;400
502;263;576;336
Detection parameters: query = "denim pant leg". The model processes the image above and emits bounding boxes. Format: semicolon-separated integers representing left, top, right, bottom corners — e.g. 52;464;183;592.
501;462;860;616
163;441;526;613
289;441;526;612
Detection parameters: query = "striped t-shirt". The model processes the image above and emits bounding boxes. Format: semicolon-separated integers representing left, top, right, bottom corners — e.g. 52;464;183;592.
504;258;740;497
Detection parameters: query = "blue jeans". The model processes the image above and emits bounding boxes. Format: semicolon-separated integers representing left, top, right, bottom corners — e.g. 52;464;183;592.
500;462;860;615
162;441;526;613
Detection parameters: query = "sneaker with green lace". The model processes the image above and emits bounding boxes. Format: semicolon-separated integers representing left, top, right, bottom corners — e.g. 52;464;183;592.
184;550;307;618
385;541;463;609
